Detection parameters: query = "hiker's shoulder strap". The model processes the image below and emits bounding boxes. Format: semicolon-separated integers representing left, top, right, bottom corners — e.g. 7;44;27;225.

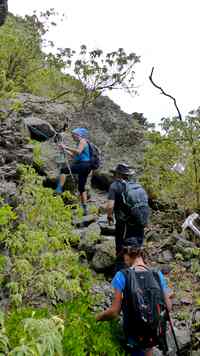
151;268;166;299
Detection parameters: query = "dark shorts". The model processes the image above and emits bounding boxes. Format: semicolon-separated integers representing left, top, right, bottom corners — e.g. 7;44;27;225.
60;161;91;193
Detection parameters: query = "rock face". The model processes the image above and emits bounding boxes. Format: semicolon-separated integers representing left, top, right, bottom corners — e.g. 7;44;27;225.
18;94;145;173
0;113;33;186
0;93;145;197
0;0;8;26
91;239;116;272
24;116;56;141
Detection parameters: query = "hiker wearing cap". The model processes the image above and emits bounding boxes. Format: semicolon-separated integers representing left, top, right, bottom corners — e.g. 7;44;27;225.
55;127;91;215
107;164;149;260
96;244;172;356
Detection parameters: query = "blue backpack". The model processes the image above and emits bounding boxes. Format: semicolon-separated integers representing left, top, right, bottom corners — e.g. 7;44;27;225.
122;181;149;227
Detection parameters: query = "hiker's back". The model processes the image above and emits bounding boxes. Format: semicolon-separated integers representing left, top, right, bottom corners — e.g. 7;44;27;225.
122;267;167;351
122;181;149;227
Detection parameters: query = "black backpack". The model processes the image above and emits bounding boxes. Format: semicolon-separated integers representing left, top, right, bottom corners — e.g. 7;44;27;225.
88;142;101;170
121;181;149;227
122;266;168;353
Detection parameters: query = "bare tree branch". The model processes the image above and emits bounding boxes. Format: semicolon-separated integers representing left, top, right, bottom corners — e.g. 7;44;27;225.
149;66;182;121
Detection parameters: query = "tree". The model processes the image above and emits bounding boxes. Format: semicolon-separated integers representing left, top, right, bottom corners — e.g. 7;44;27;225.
0;10;140;116
142;111;200;210
55;45;140;111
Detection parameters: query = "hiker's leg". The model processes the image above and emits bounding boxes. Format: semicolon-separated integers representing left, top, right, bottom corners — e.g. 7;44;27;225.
80;191;87;204
60;174;66;186
55;166;70;193
77;163;91;215
115;221;126;255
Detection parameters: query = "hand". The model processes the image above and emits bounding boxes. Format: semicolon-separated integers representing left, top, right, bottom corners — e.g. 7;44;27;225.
107;215;114;225
58;144;65;150
95;313;102;321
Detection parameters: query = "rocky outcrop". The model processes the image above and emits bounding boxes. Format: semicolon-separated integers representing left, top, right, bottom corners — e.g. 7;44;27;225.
0;113;33;188
0;0;8;26
18;94;145;171
0;93;146;197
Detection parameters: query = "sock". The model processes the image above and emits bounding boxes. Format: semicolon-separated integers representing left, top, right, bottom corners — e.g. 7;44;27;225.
81;203;88;216
55;182;63;193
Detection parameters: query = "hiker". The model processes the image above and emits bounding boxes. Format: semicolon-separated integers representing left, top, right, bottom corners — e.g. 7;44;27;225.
107;164;149;259
96;243;172;356
55;127;92;215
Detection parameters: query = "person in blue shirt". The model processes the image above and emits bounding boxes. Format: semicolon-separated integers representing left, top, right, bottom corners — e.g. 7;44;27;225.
55;127;91;215
96;243;172;356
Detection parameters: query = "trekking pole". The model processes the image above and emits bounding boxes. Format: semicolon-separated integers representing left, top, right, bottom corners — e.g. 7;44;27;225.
165;308;181;356
64;149;75;183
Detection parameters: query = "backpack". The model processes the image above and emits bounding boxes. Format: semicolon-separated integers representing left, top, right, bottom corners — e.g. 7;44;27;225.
121;181;149;227
122;267;168;353
88;142;101;170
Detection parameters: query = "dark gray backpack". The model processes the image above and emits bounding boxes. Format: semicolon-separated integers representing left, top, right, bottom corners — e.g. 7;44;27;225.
122;182;149;226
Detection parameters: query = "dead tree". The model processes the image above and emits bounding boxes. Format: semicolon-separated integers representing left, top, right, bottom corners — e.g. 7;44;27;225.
149;66;182;121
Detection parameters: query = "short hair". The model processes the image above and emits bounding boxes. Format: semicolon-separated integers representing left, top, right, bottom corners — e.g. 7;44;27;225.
123;245;142;256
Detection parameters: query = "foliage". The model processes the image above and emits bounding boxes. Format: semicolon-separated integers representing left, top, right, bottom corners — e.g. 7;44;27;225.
32;142;44;168
63;296;124;356
2;295;124;355
0;166;92;307
56;45;140;111
0;166;125;354
9;315;64;356
142;111;200;209
0;11;78;118
0;10;140;117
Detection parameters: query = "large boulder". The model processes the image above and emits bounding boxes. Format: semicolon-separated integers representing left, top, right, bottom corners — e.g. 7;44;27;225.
173;235;196;257
24;116;56;142
0;115;33;182
91;239;116;272
78;222;101;259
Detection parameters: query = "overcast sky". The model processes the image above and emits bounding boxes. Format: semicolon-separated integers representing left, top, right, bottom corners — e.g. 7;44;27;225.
9;0;200;124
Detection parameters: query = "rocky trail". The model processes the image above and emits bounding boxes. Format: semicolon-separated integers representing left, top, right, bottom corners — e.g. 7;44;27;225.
72;186;200;356
0;93;199;354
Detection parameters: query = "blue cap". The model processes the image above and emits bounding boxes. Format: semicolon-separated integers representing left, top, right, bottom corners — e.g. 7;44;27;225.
72;128;89;138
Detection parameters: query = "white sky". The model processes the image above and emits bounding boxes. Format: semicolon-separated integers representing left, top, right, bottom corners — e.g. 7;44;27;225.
9;0;200;124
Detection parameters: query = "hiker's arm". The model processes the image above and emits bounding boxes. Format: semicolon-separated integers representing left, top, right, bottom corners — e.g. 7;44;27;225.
106;200;114;224
96;290;122;321
64;139;86;155
164;291;172;312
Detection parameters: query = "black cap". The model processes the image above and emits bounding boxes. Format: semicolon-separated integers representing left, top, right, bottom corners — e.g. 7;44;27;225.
110;163;135;176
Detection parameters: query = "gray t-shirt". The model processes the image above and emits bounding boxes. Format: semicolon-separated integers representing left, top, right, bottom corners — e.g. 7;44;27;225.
108;180;126;221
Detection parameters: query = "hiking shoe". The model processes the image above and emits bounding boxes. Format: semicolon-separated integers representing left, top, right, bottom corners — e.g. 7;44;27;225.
81;204;89;216
55;185;63;194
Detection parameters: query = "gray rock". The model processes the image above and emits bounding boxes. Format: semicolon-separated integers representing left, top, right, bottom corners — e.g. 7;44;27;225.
174;235;196;257
162;250;173;262
0;181;17;205
78;223;101;259
153;349;163;356
74;214;98;228
92;239;116;272
84;222;101;238
98;216;116;236
145;229;162;241
24;116;56;141
175;325;191;349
